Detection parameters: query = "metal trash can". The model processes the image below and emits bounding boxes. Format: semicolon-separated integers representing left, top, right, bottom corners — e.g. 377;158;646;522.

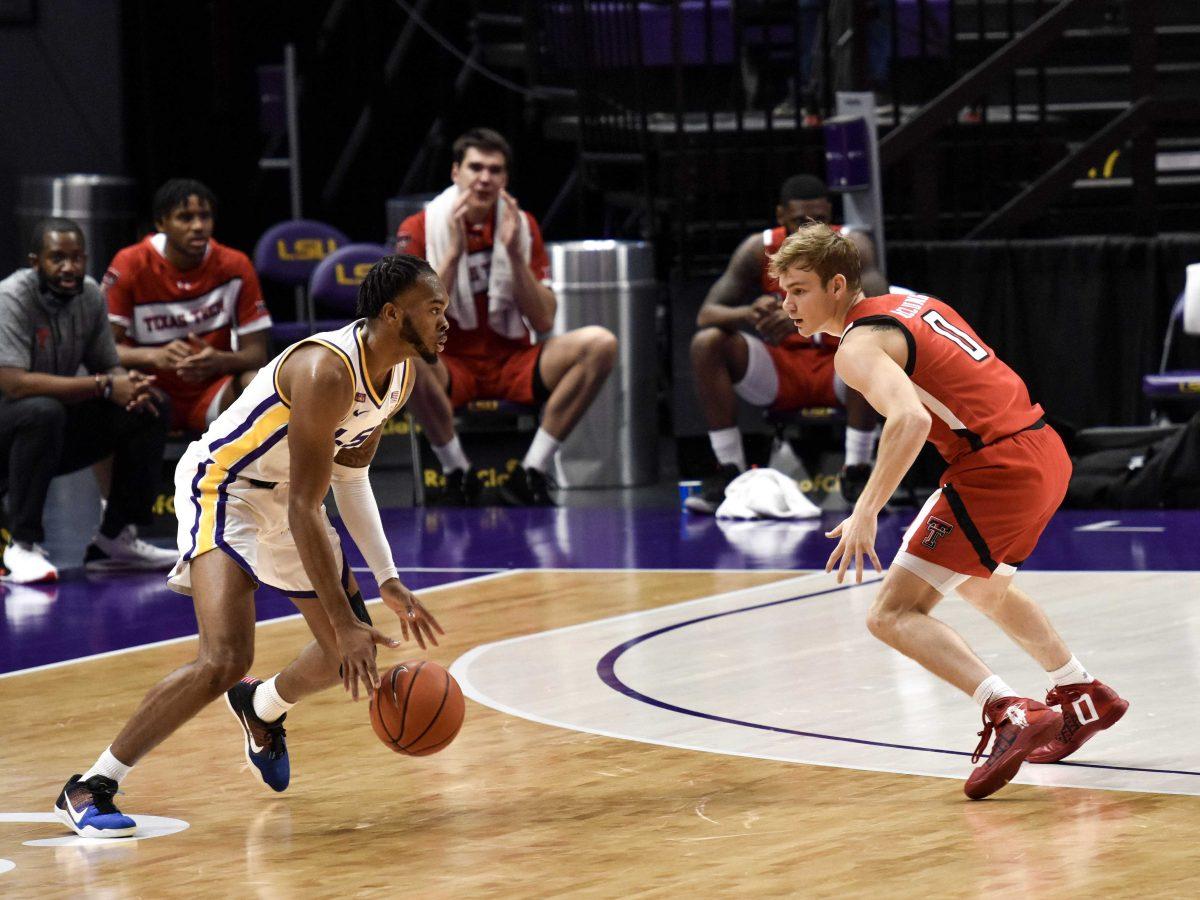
16;175;137;280
549;240;658;488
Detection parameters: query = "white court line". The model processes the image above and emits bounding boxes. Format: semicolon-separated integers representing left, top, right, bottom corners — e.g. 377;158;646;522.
451;571;1200;798
350;566;507;573
0;569;521;681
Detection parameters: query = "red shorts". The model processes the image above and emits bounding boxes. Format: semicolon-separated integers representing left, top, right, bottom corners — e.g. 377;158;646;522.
895;423;1071;588
764;343;839;411
443;345;543;409
172;376;232;434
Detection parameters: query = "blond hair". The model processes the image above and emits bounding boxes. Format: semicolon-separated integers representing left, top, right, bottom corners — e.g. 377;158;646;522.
768;222;862;296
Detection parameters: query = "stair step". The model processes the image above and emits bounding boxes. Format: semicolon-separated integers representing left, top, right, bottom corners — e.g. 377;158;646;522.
479;41;528;70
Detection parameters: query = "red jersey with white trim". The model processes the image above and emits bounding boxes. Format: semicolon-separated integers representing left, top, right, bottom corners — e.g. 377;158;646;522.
103;234;272;405
842;293;1043;463
395;209;550;360
761;225;839;353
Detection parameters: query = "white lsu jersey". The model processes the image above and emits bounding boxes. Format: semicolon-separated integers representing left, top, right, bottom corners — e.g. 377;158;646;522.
182;319;414;489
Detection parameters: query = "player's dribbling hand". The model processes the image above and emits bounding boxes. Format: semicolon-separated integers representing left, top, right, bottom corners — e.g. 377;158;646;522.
381;580;445;650
335;619;401;701
824;512;882;584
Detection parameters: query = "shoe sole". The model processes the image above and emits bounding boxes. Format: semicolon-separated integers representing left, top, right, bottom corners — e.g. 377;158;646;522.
964;711;1063;801
1027;699;1129;764
1;570;58;584
224;692;289;793
54;805;136;839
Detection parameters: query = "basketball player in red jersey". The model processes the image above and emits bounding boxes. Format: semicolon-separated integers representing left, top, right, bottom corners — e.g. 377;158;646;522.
687;175;890;513
104;179;272;433
397;128;617;506
772;224;1127;799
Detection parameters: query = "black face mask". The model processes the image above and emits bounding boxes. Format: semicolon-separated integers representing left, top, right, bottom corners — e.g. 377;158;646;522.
36;267;85;301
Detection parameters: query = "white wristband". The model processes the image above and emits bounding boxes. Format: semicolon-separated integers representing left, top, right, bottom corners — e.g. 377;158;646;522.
329;463;398;587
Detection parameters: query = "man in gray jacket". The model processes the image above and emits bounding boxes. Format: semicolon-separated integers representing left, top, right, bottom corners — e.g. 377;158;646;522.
0;218;177;582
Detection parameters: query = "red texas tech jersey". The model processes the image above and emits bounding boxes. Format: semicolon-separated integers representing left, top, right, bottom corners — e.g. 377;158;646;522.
842;293;1043;463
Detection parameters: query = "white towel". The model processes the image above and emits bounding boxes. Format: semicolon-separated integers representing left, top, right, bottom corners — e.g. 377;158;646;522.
715;468;823;520
423;184;531;340
1185;262;1200;336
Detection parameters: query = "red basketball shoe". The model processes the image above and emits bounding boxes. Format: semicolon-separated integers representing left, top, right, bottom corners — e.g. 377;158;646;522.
964;697;1062;800
1026;680;1128;764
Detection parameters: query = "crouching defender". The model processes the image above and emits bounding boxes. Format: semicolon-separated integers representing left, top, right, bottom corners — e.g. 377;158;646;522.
773;224;1127;800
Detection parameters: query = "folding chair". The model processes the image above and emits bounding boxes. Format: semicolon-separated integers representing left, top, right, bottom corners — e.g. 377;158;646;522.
252;219;350;343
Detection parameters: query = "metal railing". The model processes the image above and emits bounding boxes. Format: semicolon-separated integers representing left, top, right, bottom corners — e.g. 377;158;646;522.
528;0;1195;256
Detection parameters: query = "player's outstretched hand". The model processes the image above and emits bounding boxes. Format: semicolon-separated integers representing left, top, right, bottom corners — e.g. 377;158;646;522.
381;580;445;650
824;512;882;584
335;619;400;701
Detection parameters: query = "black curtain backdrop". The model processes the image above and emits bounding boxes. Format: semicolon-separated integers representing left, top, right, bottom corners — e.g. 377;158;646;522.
887;235;1200;429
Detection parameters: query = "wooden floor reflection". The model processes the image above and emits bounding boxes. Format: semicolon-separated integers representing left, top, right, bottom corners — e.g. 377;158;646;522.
2;570;1197;896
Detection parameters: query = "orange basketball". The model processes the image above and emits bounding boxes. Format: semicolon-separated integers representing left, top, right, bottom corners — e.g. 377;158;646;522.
369;660;465;755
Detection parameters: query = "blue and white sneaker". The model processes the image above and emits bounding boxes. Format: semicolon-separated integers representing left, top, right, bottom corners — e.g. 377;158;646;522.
225;677;290;792
54;774;136;838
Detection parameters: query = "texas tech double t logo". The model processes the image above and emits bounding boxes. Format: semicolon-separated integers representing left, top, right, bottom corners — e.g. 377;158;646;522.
922;516;954;550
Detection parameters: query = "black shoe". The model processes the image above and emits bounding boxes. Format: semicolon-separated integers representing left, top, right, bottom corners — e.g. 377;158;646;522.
527;467;557;506
430;469;482;507
226;677;290;792
684;463;742;515
839;463;873;504
54;774;136;838
497;465;557;507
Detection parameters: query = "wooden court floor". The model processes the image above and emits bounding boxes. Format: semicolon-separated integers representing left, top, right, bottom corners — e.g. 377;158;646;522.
2;570;1198;897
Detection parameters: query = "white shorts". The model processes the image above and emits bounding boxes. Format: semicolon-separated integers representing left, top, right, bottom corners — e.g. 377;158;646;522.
167;450;346;598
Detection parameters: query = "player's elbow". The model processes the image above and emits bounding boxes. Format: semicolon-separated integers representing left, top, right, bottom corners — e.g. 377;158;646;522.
529;301;556;334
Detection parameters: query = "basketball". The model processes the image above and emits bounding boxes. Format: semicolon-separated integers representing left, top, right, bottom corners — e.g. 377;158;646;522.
369;660;465;755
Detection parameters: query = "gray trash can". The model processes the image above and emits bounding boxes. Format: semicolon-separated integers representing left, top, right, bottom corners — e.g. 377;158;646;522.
549;240;658;488
16;175;137;280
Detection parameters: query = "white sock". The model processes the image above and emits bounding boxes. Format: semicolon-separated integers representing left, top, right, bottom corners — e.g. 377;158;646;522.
972;675;1018;709
522;428;561;473
708;427;746;470
82;746;133;784
844;426;876;466
432;436;470;473
252;675;295;723
1047;655;1091;688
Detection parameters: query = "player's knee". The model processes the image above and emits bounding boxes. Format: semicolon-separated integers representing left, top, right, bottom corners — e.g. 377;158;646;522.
196;648;253;694
865;601;901;643
17;395;67;431
690;327;726;364
587;327;618;373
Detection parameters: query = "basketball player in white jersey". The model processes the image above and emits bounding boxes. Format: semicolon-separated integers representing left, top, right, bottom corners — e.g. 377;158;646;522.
54;255;448;837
